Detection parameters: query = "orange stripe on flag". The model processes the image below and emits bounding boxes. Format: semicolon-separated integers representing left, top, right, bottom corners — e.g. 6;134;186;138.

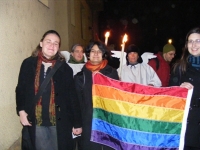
93;84;186;110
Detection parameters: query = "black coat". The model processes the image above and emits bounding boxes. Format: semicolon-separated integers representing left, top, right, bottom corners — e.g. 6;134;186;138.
74;65;119;150
16;56;81;150
169;64;200;148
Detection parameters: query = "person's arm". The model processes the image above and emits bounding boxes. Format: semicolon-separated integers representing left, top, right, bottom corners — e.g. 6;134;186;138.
67;67;82;129
169;66;193;89
169;66;182;86
16;59;32;126
148;65;162;87
73;71;86;135
148;59;157;72
111;68;120;80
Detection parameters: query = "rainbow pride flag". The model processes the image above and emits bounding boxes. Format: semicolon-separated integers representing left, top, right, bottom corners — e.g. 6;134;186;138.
91;73;192;150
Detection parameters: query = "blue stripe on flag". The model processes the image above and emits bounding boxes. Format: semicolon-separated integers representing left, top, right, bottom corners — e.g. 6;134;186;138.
92;118;180;148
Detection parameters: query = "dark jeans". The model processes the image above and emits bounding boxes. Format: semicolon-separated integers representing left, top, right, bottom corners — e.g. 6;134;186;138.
35;125;58;150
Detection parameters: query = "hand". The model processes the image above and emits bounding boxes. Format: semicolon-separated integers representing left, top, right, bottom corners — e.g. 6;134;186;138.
19;110;32;126
180;82;193;90
72;127;82;135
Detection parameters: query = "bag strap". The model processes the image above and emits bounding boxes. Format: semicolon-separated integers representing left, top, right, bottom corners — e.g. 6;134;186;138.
29;60;62;119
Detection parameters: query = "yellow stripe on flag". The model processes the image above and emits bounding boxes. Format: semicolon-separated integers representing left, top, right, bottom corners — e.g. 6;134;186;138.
93;96;184;123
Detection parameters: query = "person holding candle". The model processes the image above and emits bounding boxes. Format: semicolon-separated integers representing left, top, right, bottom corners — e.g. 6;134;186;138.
169;27;200;150
74;40;119;150
119;44;161;87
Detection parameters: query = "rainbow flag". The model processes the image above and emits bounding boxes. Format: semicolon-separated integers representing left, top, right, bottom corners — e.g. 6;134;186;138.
91;73;192;150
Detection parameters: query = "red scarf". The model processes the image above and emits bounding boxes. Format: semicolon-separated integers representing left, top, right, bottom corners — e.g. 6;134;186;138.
35;51;56;126
85;59;108;72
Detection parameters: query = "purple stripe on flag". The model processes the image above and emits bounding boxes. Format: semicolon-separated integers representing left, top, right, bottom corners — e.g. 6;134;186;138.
91;130;179;150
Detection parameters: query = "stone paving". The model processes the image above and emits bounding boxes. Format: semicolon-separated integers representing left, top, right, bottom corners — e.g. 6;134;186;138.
8;138;20;150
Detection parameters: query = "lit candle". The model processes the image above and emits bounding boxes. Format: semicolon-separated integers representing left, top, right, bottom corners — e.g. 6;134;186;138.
118;34;128;78
104;32;110;45
168;39;172;44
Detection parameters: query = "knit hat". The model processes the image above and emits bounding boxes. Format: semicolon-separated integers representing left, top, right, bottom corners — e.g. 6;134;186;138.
163;44;176;53
126;44;143;64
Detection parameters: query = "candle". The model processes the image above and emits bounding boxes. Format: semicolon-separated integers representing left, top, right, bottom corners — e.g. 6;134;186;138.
104;32;110;45
118;34;128;78
168;39;172;44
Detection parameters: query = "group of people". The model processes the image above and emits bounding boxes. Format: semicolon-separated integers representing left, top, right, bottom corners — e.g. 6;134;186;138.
16;27;200;150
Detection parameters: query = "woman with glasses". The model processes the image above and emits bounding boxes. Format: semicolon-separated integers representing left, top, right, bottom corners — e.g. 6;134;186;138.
170;27;200;150
74;41;119;150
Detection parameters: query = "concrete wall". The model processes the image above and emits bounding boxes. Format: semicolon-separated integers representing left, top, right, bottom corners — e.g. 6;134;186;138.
55;0;92;51
0;0;92;149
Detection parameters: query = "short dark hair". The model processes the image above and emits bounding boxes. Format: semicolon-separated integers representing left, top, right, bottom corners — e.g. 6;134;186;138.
85;41;110;59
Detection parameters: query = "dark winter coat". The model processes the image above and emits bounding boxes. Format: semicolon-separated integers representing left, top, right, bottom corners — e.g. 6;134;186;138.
16;56;81;150
169;64;200;148
74;65;119;150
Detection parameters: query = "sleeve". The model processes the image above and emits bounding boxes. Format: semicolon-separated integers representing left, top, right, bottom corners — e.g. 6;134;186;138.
148;59;157;72
15;59;29;115
67;67;82;128
111;68;120;80
73;71;86;128
169;66;182;86
148;65;162;87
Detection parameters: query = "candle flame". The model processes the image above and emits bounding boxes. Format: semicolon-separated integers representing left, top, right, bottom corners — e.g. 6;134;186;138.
168;39;172;44
122;34;128;43
105;32;110;38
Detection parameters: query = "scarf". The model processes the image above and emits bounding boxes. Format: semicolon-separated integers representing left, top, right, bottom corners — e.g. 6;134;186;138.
68;55;85;64
188;55;200;70
85;59;108;72
35;51;56;126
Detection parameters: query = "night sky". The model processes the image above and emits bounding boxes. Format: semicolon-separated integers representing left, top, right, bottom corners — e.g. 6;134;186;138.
98;0;200;59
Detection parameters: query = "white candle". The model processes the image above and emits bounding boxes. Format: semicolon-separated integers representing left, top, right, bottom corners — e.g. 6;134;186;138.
118;34;128;78
105;32;110;45
168;39;172;44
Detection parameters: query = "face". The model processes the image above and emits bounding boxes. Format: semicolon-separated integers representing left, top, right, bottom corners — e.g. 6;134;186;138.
127;52;139;64
163;51;176;62
89;45;103;65
71;46;84;61
40;33;60;59
187;33;200;57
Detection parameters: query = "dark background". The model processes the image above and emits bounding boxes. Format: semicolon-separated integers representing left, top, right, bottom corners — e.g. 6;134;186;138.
98;0;200;59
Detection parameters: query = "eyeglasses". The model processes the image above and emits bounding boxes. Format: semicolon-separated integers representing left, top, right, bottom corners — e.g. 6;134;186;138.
187;39;200;45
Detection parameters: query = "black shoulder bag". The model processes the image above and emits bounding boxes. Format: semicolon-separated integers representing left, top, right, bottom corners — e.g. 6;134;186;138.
21;61;62;150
